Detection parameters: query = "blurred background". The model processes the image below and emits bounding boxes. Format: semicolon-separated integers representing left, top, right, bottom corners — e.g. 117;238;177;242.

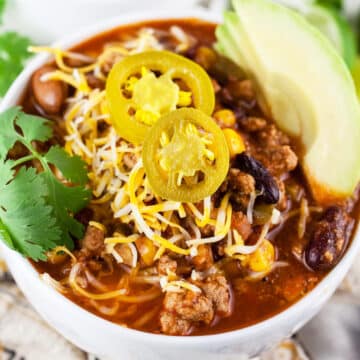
0;0;360;359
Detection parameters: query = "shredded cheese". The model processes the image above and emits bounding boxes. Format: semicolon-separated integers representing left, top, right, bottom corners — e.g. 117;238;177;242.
69;264;160;301
32;25;288;298
50;246;77;264
298;198;309;238
225;221;270;256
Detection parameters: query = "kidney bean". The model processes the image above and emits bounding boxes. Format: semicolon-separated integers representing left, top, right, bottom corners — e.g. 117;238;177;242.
64;56;93;68
305;206;354;271
234;153;279;204
31;65;68;115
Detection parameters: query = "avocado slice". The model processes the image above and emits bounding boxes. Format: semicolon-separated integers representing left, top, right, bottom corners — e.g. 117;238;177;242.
216;0;360;204
302;4;357;69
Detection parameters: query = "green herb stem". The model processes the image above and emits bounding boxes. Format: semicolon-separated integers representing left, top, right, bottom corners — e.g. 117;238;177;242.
11;154;36;167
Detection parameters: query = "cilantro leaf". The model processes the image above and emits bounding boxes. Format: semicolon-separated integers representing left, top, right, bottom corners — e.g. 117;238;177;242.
0;32;32;96
0;220;14;249
0;106;53;156
0;161;61;260
0;107;91;260
17;111;53;143
45;146;89;185
0;107;23;156
0;157;15;188
40;172;91;249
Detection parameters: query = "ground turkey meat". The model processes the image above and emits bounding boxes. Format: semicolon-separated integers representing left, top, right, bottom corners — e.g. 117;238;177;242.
255;145;298;177
218;168;255;211
251;124;298;177
201;275;232;316
160;275;232;335
238;116;267;132
200;223;215;237
192;244;214;271
160;289;214;335
81;225;105;256
159;311;192;336
165;290;214;323
228;168;255;194
158;255;177;275
114;244;133;267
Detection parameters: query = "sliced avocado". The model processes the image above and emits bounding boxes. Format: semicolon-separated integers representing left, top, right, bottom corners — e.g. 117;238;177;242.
215;12;270;116
215;12;251;74
216;0;360;203
270;1;357;69
352;57;360;99
304;4;357;69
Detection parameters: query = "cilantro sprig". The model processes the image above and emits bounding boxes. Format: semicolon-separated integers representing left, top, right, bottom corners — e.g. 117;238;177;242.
0;0;33;96
0;107;91;260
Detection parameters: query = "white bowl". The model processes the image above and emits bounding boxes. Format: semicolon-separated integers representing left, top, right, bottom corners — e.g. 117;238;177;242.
1;9;360;360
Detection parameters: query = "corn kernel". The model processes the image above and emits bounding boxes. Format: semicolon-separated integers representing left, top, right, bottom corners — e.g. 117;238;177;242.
248;239;275;273
214;109;236;127
178;91;192;107
195;46;217;70
222;128;245;157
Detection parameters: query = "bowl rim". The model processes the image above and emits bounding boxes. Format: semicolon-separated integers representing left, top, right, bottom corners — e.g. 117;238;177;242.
1;8;359;347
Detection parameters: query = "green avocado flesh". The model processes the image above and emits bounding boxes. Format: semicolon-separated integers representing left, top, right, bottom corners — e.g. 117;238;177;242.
216;0;360;203
304;4;357;69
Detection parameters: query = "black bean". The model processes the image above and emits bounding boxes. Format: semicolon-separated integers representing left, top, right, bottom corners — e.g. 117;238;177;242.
305;206;354;271
234;153;279;204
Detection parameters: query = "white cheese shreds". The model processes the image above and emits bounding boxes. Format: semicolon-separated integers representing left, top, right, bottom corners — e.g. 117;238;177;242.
190;246;198;257
298;198;309;238
41;273;67;293
128;242;138;268
160;276;202;293
271;208;282;225
246;191;257;224
225;221;271;256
